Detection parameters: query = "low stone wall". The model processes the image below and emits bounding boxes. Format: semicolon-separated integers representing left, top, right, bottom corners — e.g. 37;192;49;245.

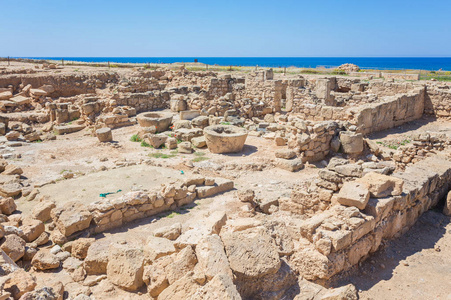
51;176;234;236
0;72;119;97
382;73;420;81
349;71;382;78
289;154;451;281
114;91;168;113
353;87;425;134
393;132;450;169
424;86;451;118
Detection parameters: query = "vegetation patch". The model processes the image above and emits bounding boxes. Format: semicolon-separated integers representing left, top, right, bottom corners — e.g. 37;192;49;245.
130;134;142;142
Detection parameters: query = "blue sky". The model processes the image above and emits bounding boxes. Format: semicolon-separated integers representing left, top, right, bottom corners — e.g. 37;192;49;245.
0;0;450;57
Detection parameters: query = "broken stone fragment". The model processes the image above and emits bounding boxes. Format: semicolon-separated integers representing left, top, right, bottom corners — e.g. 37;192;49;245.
357;172;403;198
336;181;370;210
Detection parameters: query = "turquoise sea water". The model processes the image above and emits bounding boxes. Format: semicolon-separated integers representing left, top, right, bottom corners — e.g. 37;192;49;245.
17;57;451;71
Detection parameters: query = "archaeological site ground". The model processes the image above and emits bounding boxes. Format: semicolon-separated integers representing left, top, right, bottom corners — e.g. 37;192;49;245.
0;59;450;299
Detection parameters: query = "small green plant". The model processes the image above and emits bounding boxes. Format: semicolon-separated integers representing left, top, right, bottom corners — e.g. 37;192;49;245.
149;152;176;159
192;156;209;162
166;211;181;218
140;141;152;148
331;70;347;75
220;122;231;125
130;134;142;142
194;151;206;157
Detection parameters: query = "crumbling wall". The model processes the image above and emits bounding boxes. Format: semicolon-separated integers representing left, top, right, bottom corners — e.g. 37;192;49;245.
51;176;234;236
352;87;425;134
424;86;451;118
289;154;451;281
114;91;168;113
0;73;119;97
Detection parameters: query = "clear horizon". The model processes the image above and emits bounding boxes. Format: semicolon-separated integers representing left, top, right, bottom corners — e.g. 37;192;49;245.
1;0;450;57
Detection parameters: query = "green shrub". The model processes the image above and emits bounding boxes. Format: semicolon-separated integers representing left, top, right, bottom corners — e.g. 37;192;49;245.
130;134;142;142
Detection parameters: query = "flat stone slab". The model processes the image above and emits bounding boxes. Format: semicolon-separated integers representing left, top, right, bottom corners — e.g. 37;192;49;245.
54;124;85;135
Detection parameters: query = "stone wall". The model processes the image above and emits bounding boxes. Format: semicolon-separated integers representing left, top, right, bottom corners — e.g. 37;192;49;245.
352;87;425;134
424;86;451;118
382;73;420;81
289;153;451;281
51;176;234;237
114;91;168;113
0;72;119;97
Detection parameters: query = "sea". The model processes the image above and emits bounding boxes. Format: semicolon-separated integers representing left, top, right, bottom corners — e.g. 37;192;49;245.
17;57;451;71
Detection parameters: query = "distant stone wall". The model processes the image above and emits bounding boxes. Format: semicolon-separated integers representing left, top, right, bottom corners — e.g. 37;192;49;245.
114;91;168;113
0;73;119;97
424;86;451;118
382;73;420;81
353;87;425;134
289;154;451;281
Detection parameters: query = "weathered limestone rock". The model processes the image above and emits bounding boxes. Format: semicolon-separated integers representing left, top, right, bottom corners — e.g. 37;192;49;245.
194;234;233;280
178;141;193;154
191;116;210;129
237;189;255;203
166;246;198;284
31;250;60;270
143;256;172;297
31;201;55;222
170;99;187;112
144;236;176;261
192;274;241;300
52;202;92;237
107;242;144;291
319;284;358;300
275;149;296;159
96;127;113;142
157;272;200;300
191;136;207;148
339;131;363;154
84;240;109;275
19;285;63;300
357;172;404;198
146;133;168;148
2;165;23;176
174;128;203;142
19;217;45;243
0;183;22;198
153;223;182;240
276;158;304;172
0;197;17;215
1;235;25;262
71;238;94;260
3;269;37;299
165;137;178;149
220;226;281;279
336;182;370;210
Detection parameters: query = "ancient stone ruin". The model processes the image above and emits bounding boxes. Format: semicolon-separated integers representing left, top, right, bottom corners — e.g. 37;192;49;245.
0;59;450;299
